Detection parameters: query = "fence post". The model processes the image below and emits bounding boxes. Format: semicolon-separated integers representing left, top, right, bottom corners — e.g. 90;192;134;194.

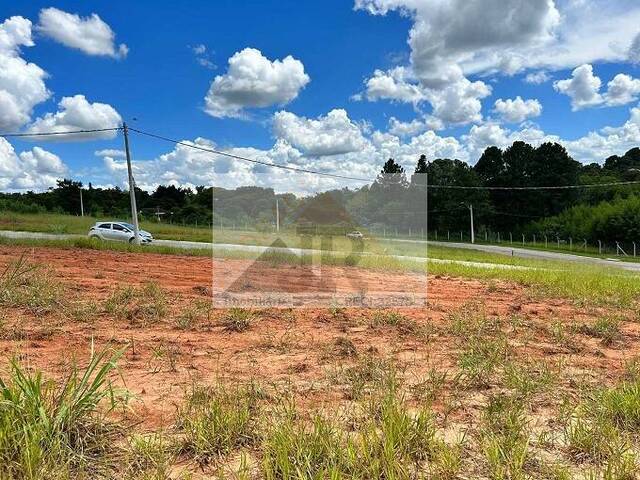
460;231;463;241
569;238;572;251
533;234;536;245
598;240;602;255
497;232;501;243
522;234;525;246
583;239;587;251
485;231;488;242
510;232;513;244
557;237;560;249
634;242;637;257
544;235;547;248
436;230;438;241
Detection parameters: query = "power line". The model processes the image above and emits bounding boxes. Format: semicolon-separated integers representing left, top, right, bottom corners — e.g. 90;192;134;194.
131;126;640;191
128;127;373;182
426;181;640;191
2;124;640;191
0;127;122;138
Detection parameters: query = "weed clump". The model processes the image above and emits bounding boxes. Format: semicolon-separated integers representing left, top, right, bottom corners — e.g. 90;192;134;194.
104;282;167;326
0;256;63;315
579;316;623;346
176;383;261;464
334;336;358;357
174;300;211;330
221;308;253;332
480;395;530;479
125;432;175;478
262;410;350;478
0;347;125;479
564;380;640;477
458;335;510;389
370;310;423;336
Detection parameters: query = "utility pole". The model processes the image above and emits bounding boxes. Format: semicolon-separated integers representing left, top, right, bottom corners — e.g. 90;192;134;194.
79;188;84;217
468;204;475;244
276;197;280;233
123;122;140;245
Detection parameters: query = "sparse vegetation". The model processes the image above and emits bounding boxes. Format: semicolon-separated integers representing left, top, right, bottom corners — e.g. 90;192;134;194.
176;383;261;464
104;282;167;326
220;308;254;332
0;256;63;315
580;315;623;346
0;236;639;478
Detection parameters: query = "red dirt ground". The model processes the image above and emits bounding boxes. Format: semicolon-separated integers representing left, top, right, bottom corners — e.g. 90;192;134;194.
0;245;638;430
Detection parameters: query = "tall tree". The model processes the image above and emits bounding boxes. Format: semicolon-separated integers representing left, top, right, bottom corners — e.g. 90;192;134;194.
474;146;503;184
411;154;428;186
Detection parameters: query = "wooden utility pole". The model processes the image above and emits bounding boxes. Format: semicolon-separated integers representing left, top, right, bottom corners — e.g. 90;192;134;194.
123;123;140;245
469;204;475;244
79;188;84;217
276;197;280;233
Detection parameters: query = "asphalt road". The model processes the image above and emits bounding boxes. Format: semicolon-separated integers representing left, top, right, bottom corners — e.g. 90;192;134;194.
395;239;640;273
0;230;532;271
0;230;638;273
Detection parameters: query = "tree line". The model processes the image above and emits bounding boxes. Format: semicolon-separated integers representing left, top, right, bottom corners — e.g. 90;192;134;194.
1;141;639;242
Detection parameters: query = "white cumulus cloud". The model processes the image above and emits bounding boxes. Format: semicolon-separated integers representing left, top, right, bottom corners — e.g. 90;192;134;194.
387;117;431;136
272;109;368;156
204;48;310;118
494;96;543;123
356;66;491;126
355;0;640;125
0;138;67;191
605;73;640;106
37;7;128;58
0;16;50;131
554;64;640;110
524;71;551;84
554;64;603;110
27;95;122;141
359;67;426;104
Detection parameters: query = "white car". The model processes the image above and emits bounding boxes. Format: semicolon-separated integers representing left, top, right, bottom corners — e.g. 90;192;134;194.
346;231;364;239
88;221;154;244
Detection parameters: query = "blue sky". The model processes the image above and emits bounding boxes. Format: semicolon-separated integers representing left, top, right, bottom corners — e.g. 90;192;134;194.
1;0;640;193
